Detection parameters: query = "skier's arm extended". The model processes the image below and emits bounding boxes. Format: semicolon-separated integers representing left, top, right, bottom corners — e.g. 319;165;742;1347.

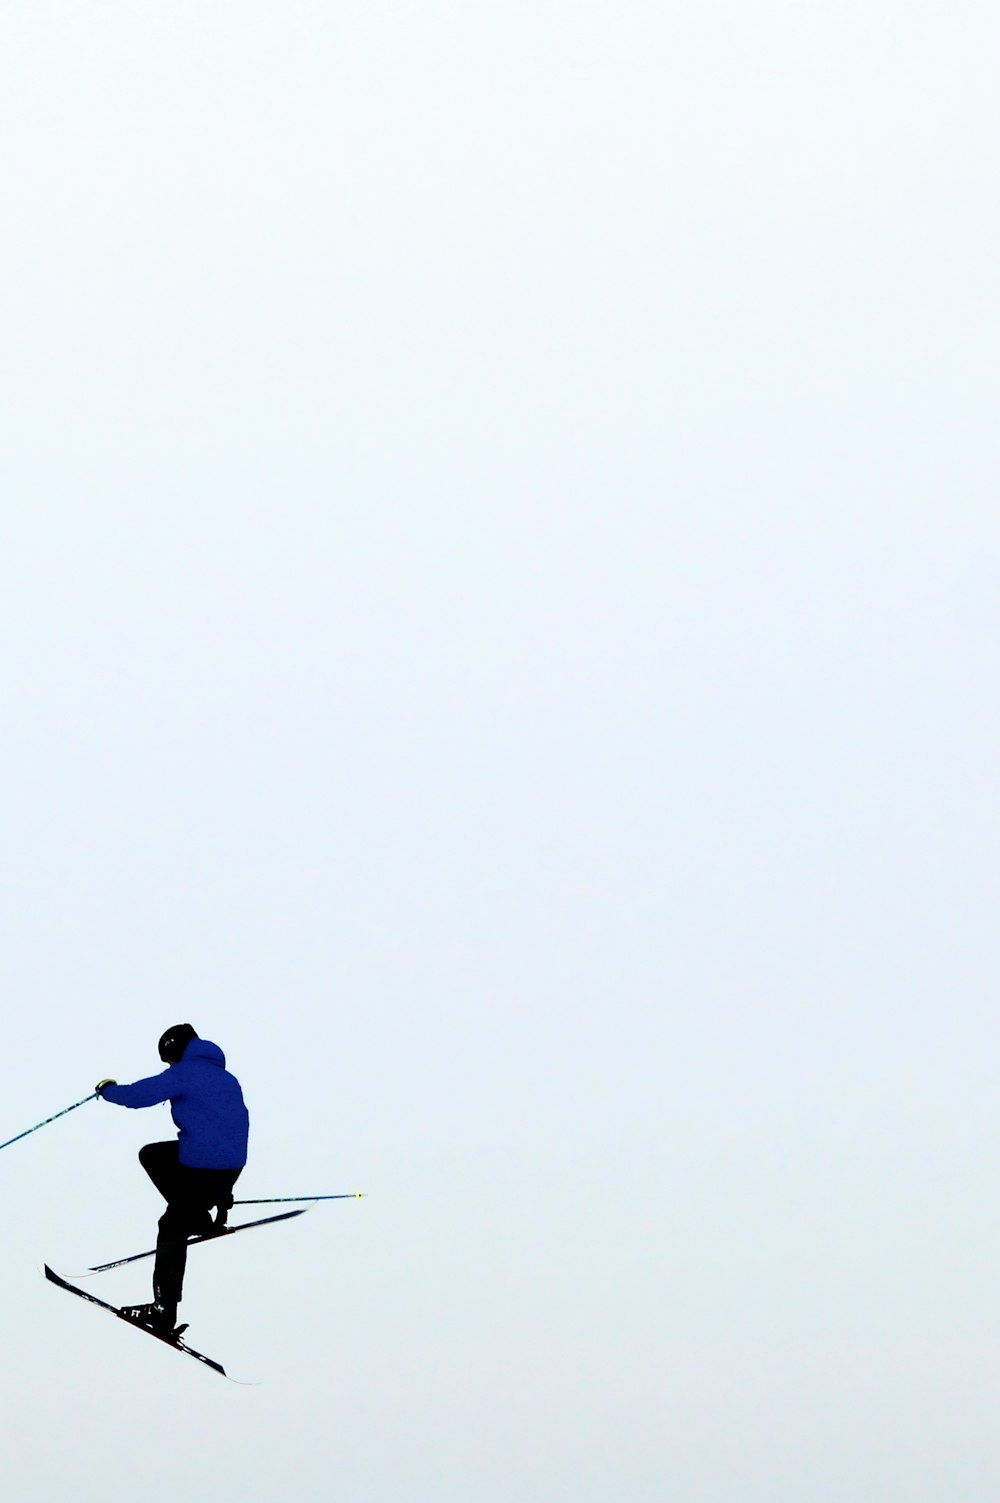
99;1070;177;1108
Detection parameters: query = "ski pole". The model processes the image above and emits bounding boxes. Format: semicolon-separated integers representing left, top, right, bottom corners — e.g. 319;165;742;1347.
233;1192;366;1204
0;1092;98;1154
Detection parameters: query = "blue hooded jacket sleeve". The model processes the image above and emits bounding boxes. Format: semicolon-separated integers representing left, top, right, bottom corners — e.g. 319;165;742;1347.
100;1039;249;1170
102;1072;176;1109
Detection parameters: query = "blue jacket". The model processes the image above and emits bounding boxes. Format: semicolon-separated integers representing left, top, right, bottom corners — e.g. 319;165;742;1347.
101;1038;249;1170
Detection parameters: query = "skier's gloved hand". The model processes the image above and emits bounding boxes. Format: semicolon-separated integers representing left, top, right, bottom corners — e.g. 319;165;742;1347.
95;1079;117;1096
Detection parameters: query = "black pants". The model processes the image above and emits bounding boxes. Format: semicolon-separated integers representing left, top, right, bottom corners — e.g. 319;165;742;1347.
139;1141;242;1312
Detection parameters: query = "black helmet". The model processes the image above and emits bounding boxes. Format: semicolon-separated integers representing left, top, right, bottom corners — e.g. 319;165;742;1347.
158;1023;198;1064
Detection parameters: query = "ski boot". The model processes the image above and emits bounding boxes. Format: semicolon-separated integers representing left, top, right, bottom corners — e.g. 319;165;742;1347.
187;1210;215;1239
211;1193;234;1232
119;1301;187;1341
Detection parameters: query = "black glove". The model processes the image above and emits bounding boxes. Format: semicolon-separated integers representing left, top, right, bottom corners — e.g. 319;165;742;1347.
95;1079;118;1096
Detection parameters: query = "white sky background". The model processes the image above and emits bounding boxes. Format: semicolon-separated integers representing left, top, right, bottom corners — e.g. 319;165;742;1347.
1;1;998;1498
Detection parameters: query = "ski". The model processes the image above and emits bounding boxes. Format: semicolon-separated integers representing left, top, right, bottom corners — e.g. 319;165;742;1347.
44;1265;236;1379
83;1206;309;1274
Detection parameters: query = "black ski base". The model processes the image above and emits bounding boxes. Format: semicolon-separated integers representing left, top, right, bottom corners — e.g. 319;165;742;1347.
44;1265;236;1379
86;1206;309;1273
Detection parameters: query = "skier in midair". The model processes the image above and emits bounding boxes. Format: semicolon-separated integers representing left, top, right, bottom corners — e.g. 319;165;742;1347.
96;1024;250;1338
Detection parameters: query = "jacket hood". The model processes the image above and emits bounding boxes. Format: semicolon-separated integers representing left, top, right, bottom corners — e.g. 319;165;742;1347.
180;1037;226;1068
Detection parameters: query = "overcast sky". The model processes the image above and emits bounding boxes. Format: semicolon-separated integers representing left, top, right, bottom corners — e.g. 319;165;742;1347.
2;3;999;1499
